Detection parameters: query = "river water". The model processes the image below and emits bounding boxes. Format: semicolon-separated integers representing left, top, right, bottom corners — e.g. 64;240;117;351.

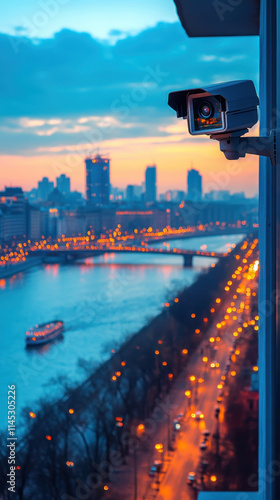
0;234;244;430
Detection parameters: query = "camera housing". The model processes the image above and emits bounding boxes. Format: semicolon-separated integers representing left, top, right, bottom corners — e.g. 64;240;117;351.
168;80;259;136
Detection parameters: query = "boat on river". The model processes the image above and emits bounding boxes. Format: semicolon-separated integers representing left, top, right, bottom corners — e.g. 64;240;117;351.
25;321;64;346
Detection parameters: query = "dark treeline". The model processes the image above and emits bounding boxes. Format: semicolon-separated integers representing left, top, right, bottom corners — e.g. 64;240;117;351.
0;233;257;500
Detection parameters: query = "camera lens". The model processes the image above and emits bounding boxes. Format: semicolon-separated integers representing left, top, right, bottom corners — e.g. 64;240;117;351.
198;101;213;119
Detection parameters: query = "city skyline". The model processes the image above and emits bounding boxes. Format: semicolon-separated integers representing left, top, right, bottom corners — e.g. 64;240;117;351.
1;164;258;200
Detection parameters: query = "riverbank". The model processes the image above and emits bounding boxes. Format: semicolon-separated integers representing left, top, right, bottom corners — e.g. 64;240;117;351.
0;257;42;279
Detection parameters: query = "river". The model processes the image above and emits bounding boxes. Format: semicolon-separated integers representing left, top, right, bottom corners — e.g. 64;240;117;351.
0;234;244;430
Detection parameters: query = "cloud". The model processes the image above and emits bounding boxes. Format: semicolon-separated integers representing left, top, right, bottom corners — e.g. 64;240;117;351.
0;23;259;155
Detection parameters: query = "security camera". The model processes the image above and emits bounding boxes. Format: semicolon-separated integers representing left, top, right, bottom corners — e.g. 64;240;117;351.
168;79;278;164
168;80;259;136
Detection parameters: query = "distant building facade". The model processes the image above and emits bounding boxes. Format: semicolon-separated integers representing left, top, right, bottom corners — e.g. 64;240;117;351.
27;205;42;240
145;165;157;203
38;177;54;201
0;187;27;242
126;185;135;204
86;156;110;206
116;208;168;232
187;169;202;201
56;174;71;196
126;185;143;203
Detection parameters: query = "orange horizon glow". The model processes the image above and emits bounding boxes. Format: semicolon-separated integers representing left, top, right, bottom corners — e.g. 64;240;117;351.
0;134;258;196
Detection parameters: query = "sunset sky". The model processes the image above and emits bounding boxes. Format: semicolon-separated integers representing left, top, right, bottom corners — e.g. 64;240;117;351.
0;1;259;196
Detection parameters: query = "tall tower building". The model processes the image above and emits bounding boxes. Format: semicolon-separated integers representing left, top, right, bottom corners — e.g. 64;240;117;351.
37;177;54;201
187;169;202;201
85;155;110;205
145;165;157;203
56;174;71;196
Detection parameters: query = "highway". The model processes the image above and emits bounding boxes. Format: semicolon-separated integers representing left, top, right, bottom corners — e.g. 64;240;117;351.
155;328;235;500
106;242;258;500
153;277;255;499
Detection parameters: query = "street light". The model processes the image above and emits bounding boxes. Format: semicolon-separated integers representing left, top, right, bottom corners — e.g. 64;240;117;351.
185;390;192;413
154;443;163;491
155;443;163;453
133;424;145;500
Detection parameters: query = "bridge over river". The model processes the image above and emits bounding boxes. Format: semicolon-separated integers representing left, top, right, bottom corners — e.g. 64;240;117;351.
30;245;228;267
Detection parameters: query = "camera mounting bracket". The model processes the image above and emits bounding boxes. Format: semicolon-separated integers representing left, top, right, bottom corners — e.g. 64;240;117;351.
210;129;280;165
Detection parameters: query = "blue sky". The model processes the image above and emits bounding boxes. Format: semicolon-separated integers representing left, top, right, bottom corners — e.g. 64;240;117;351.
0;2;259;195
2;0;178;39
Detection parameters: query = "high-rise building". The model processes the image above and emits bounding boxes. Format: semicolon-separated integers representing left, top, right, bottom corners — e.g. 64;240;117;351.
126;184;143;203
187;169;202;201
0;187;27;242
145;165;157;203
37;177;54;201
56;174;71;196
85;155;110;205
126;185;135;203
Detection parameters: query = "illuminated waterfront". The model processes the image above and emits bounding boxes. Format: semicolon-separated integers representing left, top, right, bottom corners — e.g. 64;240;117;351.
0;234;244;429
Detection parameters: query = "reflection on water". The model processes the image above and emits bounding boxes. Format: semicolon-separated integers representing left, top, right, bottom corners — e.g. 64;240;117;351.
25;333;65;356
0;234;244;429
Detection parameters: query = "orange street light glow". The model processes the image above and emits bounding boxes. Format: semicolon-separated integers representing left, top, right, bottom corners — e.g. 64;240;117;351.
155;443;163;451
29;412;36;418
182;348;188;355
137;424;145;433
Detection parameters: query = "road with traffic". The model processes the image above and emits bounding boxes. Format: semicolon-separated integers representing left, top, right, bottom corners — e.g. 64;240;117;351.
107;244;258;500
